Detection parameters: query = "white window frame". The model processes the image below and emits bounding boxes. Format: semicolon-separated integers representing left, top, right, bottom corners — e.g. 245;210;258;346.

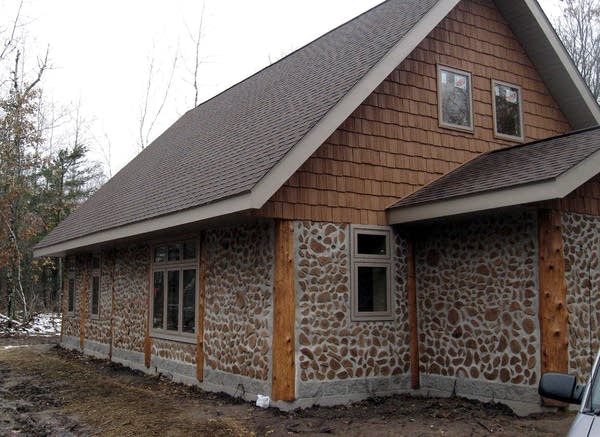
89;253;101;319
437;65;474;133
67;257;76;315
150;240;198;343
492;79;524;142
351;225;393;321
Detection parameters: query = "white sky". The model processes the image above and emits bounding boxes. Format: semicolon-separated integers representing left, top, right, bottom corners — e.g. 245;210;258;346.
4;0;561;176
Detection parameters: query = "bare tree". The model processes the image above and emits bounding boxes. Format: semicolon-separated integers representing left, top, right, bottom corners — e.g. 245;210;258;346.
185;2;206;108
138;49;179;150
556;0;600;100
0;0;22;63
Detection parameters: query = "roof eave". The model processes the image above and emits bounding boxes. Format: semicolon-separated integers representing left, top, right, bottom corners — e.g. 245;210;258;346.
33;191;257;257
387;147;600;225
387;179;560;224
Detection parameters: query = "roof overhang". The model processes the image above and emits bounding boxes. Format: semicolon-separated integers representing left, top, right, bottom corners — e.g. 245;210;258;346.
34;191;258;257
388;147;600;225
36;0;600;256
495;0;600;128
35;0;462;258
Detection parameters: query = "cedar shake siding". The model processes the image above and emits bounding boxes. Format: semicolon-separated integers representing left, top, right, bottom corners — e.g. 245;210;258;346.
258;0;570;226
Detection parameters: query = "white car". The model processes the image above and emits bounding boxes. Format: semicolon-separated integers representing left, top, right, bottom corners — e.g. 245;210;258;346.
539;352;600;436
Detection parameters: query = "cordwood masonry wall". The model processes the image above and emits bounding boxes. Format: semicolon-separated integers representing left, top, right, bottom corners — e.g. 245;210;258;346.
61;212;596;412
61;223;276;398
414;212;541;410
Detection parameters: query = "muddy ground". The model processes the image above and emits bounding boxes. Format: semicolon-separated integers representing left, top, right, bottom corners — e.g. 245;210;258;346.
0;338;575;436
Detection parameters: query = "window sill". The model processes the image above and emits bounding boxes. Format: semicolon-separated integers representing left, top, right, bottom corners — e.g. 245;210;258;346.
493;132;524;143
351;315;394;322
439;122;474;134
151;331;196;344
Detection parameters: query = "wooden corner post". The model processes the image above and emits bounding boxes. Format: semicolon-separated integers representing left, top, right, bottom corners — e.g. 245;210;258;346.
144;246;153;369
272;220;296;401
407;235;420;389
196;231;207;381
538;209;568;383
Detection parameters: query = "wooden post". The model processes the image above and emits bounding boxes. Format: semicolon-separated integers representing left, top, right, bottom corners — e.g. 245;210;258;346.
108;249;116;360
272;220;296;401
407;236;420;389
79;256;89;351
196;232;207;381
538;209;568;403
60;258;66;341
144;247;152;369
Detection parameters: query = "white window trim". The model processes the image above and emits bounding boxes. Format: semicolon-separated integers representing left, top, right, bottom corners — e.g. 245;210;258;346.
491;79;525;142
150;240;199;342
437;64;474;133
350;225;394;322
89;254;101;319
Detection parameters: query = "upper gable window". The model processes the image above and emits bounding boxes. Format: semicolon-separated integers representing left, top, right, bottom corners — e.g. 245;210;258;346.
437;65;473;132
492;80;524;142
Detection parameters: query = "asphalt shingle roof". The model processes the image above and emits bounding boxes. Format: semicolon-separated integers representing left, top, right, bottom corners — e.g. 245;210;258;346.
37;0;440;250
389;126;600;209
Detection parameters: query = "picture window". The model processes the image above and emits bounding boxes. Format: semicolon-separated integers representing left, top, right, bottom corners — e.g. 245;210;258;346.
151;240;198;340
438;65;473;132
492;80;524;141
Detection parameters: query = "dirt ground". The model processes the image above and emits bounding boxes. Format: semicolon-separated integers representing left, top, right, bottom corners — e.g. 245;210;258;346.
0;338;575;436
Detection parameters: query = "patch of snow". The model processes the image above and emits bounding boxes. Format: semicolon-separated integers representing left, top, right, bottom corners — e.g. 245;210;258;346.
0;313;61;337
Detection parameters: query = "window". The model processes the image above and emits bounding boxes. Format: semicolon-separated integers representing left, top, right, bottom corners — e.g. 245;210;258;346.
67;258;76;314
351;226;393;321
492;80;524;141
90;254;101;317
438;65;473;131
151;240;197;340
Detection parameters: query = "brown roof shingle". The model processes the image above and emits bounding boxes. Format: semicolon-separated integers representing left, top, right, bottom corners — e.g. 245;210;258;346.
389;126;600;209
37;0;440;250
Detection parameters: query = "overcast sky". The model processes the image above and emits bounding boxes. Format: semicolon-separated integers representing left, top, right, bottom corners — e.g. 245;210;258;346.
5;0;561;176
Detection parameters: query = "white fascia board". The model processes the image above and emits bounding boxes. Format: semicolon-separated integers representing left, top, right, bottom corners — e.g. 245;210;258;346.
522;0;600;124
250;0;462;206
33;192;254;258
555;148;600;197
388;148;600;224
387;180;561;224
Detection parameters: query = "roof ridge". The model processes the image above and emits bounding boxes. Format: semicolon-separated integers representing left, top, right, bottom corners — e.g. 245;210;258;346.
182;0;389;117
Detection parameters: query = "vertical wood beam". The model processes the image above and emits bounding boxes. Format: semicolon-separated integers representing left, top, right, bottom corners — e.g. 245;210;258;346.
538;209;568;379
79;256;89;351
144;247;152;369
196;231;207;381
108;249;116;360
60;258;66;341
407;236;420;389
272;220;296;401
